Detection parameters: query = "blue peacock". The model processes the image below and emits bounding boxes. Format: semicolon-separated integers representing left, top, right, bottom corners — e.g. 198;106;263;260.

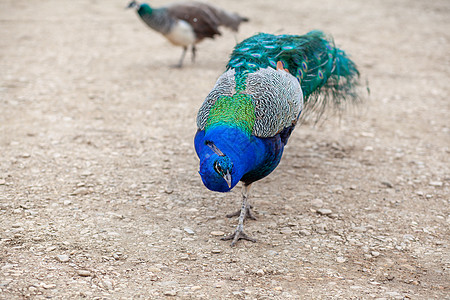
127;1;248;67
194;31;360;246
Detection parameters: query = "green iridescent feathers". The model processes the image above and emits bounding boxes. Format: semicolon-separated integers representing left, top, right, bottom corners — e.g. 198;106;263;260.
205;91;255;134
227;30;360;117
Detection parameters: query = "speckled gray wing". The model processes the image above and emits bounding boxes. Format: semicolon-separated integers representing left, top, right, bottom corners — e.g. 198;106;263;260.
197;67;303;137
166;2;222;40
245;67;303;137
197;69;236;130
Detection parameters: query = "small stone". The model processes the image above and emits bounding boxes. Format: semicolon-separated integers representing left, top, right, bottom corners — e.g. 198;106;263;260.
256;269;265;275
317;208;332;215
21;153;31;158
371;251;380;257
336;256;346;263
184;227;195;235
210;231;225;236
76;269;91;277
56;255;69;262
148;267;161;273
191;286;201;291
403;234;415;241
0;179;5;185
211;249;222;254
273;286;283;291
81;170;93;176
429;181;443;187
42;283;56;289
299;229;311;236
280;227;292;234
101;279;113;290
163;290;177;296
353;226;367;233
311;198;324;208
45;246;57;252
71;187;89;196
112;252;122;260
381;181;393;188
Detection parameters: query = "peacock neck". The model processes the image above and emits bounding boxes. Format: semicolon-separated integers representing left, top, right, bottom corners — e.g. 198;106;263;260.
138;4;173;34
204;125;261;179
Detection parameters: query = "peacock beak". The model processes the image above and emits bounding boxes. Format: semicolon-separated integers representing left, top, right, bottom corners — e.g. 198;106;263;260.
223;170;232;188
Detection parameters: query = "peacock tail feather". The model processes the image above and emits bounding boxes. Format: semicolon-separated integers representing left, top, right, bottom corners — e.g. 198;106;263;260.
227;30;360;118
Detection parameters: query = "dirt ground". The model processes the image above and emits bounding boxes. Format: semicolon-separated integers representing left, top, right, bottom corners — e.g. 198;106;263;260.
0;0;449;299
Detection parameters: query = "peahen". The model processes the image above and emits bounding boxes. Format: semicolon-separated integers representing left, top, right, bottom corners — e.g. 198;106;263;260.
127;1;249;68
194;31;360;246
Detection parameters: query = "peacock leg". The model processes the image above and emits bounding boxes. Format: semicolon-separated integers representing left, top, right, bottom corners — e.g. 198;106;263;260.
222;183;257;246
191;45;196;63
173;46;187;68
225;183;257;220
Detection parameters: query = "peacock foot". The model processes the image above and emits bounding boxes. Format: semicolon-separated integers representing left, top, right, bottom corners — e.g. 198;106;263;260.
221;228;256;247
225;205;257;221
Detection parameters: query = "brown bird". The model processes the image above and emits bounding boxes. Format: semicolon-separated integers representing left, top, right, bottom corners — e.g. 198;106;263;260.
127;1;249;67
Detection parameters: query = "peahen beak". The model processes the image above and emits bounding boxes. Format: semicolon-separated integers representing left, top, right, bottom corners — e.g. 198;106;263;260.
223;170;232;188
126;1;137;9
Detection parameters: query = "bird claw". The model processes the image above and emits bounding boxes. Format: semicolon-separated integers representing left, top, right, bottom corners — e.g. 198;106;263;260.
225;205;257;220
221;229;256;247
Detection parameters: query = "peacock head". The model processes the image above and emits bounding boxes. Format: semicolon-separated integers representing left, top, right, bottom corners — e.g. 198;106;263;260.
126;1;139;9
199;141;237;192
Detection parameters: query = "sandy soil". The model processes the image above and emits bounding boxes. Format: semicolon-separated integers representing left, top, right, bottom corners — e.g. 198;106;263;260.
0;0;449;299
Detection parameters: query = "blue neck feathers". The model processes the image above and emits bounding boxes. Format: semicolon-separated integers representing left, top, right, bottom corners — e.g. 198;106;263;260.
195;125;265;192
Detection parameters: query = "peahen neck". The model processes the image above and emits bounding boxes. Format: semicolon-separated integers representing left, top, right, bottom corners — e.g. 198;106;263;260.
137;4;172;34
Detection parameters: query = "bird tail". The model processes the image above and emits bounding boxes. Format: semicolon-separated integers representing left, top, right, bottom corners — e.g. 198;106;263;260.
207;5;249;31
227;31;361;119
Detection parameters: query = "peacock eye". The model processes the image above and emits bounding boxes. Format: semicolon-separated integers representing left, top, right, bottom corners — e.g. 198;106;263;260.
213;161;223;175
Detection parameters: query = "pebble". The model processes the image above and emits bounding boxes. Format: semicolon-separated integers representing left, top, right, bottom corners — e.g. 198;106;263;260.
317;208;332;215
184;227;195;235
299;229;311;236
353;226;367;233
381;181;393;188
76;269;91;277
148;267;161;273
81;170;93;177
371;251;380;257
403;234;415;241
280;227;292;234
256;269;265;275
211;249;222;254
163;290;177;296
311;198;324;208
336;256;346;263
71;187;89;196
42;283;56;289
191;286;201;291
56;254;69;262
210;231;225;236
0;179;5;185
101;279;113;290
429;181;443;187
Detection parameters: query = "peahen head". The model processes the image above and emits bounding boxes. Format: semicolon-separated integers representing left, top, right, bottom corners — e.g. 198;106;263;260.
198;141;238;192
126;1;138;9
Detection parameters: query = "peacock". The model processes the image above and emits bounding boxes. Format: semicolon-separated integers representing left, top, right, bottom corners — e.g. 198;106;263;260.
194;31;360;246
127;1;249;67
